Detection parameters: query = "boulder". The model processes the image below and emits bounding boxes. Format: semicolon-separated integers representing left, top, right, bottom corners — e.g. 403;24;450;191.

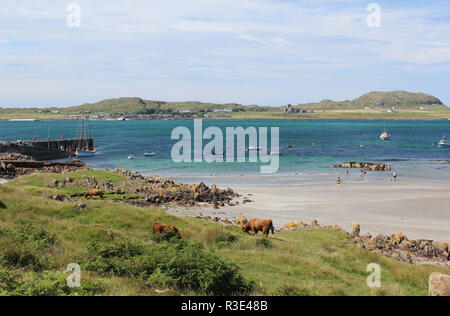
330;162;391;171
298;221;309;229
351;223;360;238
429;273;450;296
77;203;88;210
394;232;406;244
332;224;342;231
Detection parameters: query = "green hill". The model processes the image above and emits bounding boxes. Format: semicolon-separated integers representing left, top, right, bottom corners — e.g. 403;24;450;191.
300;91;445;110
351;91;443;108
66;97;245;115
68;97;148;113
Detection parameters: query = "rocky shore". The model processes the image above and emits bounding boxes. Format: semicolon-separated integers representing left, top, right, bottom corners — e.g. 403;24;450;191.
281;220;449;266
0;154;85;179
330;161;391;171
49;168;239;208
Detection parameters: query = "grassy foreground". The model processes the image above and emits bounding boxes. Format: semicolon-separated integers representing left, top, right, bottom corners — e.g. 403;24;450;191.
0;170;448;296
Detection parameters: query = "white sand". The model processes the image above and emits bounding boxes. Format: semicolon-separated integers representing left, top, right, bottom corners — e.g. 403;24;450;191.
170;178;450;242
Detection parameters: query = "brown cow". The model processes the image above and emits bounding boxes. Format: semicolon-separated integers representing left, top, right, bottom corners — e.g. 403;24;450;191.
84;189;104;199
242;218;274;237
152;222;182;238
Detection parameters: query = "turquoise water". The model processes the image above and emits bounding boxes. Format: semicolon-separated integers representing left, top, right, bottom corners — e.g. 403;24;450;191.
0;120;449;182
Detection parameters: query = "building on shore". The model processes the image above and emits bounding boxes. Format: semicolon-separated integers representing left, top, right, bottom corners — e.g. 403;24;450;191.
282;104;301;113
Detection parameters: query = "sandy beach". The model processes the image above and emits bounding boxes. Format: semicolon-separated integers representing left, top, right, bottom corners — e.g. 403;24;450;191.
168;176;450;242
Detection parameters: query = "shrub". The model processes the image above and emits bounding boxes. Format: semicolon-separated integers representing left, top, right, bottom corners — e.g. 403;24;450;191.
148;242;254;295
255;238;272;248
151;230;182;243
0;269;19;294
87;241;144;259
0;226;58;271
13;225;56;250
200;227;236;246
84;242;154;277
83;240;254;295
273;284;314;296
0;269;104;296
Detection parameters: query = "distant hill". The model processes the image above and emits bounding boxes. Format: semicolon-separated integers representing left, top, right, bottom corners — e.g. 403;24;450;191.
68;97;148;114
66;97;246;114
299;91;445;110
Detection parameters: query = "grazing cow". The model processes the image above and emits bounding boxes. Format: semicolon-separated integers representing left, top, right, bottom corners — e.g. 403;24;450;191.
152;222;182;238
84;189;104;199
242;218;274;237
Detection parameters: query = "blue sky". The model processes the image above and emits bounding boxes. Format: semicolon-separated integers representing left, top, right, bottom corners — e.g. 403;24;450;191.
0;0;449;107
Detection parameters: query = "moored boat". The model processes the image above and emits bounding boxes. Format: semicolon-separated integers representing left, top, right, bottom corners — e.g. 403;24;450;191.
438;136;450;149
71;120;96;157
246;146;262;152
380;129;391;141
75;150;96;157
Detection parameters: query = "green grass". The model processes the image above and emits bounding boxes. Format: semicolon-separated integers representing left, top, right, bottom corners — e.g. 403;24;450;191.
0;170;448;296
225;108;450;120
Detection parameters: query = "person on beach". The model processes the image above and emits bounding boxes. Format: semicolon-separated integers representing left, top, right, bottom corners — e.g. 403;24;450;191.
393;170;397;181
345;169;349;177
336;177;342;185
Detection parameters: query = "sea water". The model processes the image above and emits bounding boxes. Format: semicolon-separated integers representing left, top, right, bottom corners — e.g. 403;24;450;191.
0;120;448;185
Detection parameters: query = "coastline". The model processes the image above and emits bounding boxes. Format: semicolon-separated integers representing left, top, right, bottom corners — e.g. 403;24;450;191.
166;177;450;243
1;117;449;122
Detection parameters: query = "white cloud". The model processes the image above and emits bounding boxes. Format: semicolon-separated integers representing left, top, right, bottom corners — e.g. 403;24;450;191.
0;0;449;106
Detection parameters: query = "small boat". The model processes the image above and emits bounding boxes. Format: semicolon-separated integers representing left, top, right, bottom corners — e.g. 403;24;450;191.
143;152;156;157
211;151;224;156
270;151;282;156
438;136;450;149
117;117;126;121
380;129;391;141
128;155;135;160
246;146;262;152
71;120;96;157
75;150;96;157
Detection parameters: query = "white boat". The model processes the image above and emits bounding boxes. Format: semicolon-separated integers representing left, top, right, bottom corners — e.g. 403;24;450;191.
9;119;39;122
143;152;156;157
128;155;135;159
246;146;262;152
117;117;126;121
75;150;96;157
380;129;391;141
438;136;450;149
